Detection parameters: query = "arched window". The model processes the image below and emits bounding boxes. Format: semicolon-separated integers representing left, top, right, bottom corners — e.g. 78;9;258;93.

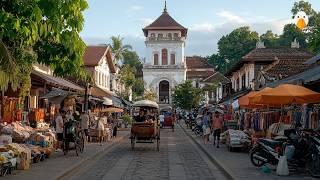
158;33;163;38
170;53;175;65
162;49;168;65
154;53;159;65
150;33;155;37
167;33;172;39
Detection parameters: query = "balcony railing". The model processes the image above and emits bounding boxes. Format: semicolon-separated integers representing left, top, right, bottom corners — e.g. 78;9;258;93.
147;36;183;41
143;63;186;69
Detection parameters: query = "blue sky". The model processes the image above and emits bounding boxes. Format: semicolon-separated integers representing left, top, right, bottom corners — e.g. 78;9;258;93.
81;0;320;57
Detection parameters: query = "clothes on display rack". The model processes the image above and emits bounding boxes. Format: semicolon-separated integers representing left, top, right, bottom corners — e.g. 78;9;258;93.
243;111;281;131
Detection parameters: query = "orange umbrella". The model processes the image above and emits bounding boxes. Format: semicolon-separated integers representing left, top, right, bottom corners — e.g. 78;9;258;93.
250;84;320;105
248;87;273;106
238;91;259;108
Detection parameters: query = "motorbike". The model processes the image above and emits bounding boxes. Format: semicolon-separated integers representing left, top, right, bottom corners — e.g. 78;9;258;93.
250;128;320;177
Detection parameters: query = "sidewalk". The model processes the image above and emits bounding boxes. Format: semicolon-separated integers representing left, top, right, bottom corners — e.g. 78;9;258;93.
6;130;130;180
179;123;315;180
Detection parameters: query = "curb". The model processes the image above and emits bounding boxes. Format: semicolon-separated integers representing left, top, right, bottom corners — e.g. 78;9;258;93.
55;133;129;180
179;123;237;180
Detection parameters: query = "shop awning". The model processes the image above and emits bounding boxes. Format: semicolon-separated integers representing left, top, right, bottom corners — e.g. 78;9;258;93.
111;95;124;108
32;70;84;91
90;86;112;98
40;88;70;99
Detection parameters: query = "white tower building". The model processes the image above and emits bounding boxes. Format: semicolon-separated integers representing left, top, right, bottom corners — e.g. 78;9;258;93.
142;2;188;107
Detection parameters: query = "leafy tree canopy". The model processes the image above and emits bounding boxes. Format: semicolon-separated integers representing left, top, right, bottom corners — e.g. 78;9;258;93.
0;0;88;94
172;80;203;110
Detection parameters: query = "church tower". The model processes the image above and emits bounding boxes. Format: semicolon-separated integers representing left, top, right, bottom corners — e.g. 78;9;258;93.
142;1;188;107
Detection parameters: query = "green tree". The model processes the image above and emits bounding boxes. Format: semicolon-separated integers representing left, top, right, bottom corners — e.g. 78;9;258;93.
0;0;88;94
260;30;279;47
119;65;136;88
144;89;157;102
218;26;259;64
132;79;144;100
123;50;141;68
206;54;228;74
110;35;132;64
172;81;203;110
278;24;307;48
291;1;320;53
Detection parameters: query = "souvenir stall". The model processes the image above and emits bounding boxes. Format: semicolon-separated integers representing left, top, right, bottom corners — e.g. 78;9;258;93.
242;84;320;144
2;97;22;123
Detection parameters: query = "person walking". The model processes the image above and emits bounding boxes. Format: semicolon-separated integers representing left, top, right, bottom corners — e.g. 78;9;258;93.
202;111;211;144
80;111;89;142
212;111;224;148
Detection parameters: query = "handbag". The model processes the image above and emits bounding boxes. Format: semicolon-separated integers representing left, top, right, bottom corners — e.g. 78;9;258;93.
276;155;289;176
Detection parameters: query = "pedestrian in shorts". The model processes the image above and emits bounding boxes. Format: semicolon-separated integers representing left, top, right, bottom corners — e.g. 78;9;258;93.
212;111;224;148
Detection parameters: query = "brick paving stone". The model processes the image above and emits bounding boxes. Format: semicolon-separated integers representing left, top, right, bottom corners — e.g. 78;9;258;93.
64;126;225;180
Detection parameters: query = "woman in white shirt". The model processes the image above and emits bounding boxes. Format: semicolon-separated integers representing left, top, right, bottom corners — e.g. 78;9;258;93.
96;116;105;146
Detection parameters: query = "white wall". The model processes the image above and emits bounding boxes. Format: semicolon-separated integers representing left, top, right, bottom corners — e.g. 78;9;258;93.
94;56;111;91
231;63;254;91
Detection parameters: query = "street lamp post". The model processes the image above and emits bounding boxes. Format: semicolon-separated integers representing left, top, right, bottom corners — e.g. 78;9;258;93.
84;83;90;113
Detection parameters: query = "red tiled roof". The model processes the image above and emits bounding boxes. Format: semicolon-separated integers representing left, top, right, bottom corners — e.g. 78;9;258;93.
186;71;215;79
242;48;313;62
186;56;214;69
263;57;310;79
83;46;116;73
226;47;313;76
143;11;187;37
202;72;231;84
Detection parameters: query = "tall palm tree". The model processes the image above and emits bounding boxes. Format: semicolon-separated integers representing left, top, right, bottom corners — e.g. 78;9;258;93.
110;35;132;64
0;40;18;91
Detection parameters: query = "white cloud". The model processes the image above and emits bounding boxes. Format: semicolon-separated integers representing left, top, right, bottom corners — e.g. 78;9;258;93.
217;10;246;23
138;18;154;26
82;15;292;58
190;23;215;32
129;5;143;11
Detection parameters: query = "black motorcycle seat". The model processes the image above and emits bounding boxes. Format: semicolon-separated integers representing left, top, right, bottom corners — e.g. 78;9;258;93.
259;139;283;149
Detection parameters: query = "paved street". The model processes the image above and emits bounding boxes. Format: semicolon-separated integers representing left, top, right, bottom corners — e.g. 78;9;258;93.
180;122;317;180
61;126;227;180
7;131;129;180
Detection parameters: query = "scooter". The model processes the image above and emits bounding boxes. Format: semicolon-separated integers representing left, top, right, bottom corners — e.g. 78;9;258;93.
250;128;320;177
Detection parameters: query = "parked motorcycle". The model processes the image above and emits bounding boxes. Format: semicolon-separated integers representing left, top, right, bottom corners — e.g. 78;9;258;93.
250;128;320;177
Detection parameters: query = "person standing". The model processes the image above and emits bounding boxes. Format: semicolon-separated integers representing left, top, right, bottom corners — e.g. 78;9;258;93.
80;111;89;142
55;110;64;151
159;113;165;127
96;115;105;146
202;111;211;144
212;111;224;148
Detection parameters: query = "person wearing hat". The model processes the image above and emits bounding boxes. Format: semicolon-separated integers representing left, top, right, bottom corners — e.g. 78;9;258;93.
212;110;224;148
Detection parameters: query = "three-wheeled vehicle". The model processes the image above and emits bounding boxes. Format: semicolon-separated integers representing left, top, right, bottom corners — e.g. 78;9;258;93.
130;100;160;151
160;110;174;131
63;120;85;156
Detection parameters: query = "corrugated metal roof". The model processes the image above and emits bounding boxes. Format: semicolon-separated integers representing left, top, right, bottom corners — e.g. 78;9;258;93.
304;54;320;65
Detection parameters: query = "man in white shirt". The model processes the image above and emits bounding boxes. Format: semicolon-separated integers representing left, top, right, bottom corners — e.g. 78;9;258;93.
55;110;64;150
159;113;165;128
